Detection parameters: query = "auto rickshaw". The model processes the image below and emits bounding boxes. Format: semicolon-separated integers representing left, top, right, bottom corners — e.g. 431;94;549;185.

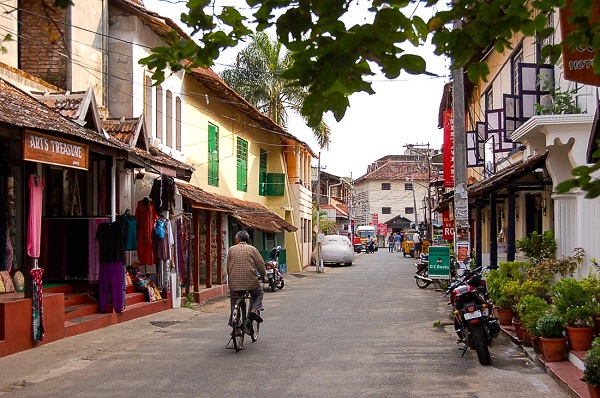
402;231;430;257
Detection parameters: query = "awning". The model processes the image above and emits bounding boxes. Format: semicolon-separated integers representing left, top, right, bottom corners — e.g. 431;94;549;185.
468;152;549;198
176;182;297;233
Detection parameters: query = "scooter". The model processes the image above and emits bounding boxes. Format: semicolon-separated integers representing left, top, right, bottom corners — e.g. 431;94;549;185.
413;254;459;289
443;265;501;365
264;246;284;292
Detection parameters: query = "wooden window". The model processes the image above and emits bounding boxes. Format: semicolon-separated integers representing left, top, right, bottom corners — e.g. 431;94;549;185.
259;149;267;196
405;207;414;214
236;137;248;191
208;124;219;186
405;183;413;191
382;207;391;214
265;173;285;196
381;182;391;190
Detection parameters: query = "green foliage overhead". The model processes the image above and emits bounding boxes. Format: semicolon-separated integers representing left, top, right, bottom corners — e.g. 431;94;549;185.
132;0;597;128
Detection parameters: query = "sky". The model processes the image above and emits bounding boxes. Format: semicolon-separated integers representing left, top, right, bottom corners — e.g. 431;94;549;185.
142;0;450;179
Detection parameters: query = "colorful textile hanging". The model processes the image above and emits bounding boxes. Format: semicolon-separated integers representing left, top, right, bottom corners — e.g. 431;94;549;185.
31;267;45;342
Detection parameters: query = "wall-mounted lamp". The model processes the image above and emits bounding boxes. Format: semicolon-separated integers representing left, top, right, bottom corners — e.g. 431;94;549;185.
541;198;547;216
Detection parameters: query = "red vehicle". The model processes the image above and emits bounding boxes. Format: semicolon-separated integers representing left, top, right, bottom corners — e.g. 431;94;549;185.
353;236;363;253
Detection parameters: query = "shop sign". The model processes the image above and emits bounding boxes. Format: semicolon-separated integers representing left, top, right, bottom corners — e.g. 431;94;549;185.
23;130;89;170
442;211;455;241
377;223;387;236
443;109;454;187
559;1;600;86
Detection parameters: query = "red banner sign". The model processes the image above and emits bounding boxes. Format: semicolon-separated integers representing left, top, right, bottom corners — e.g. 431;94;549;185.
377;223;387;236
442;211;455;241
559;1;600;86
443;110;454;187
372;213;378;224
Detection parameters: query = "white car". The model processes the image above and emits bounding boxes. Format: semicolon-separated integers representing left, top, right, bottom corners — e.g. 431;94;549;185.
311;235;355;266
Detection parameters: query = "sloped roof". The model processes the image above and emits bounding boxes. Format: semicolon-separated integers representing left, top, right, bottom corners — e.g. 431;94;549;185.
103;116;145;148
0;79;121;150
176;182;297;233
113;0;316;157
355;160;430;182
320;203;349;217
31;88;102;133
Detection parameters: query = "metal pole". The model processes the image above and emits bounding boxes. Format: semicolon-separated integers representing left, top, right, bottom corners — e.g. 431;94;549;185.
452;32;470;261
316;152;323;273
411;177;419;229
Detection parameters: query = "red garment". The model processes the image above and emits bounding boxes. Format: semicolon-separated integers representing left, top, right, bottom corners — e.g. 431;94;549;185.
27;174;44;258
135;199;158;265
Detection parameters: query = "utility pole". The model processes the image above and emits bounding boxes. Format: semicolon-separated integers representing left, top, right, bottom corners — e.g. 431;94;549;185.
315;152;323;273
452;17;470;262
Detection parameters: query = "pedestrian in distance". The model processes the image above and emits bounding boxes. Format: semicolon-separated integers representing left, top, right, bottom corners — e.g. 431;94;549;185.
226;231;268;334
388;233;394;252
394;232;402;253
412;231;422;258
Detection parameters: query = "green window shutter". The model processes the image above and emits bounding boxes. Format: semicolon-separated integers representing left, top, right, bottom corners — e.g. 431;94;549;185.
208;124;219;186
236;138;248;192
259;149;267;196
265;173;285;196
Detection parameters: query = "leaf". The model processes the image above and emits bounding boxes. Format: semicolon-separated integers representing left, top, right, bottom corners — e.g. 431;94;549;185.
466;62;490;83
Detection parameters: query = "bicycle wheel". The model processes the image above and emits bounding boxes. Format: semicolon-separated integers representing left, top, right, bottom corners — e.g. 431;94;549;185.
250;315;260;342
232;299;246;351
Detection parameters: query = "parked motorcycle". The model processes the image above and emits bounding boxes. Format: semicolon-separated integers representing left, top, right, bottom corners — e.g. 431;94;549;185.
413;254;460;289
265;246;284;292
443;266;500;365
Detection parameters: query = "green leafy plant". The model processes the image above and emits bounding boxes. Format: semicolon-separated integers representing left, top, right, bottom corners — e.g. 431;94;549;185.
487;261;525;309
583;337;600;387
557;142;600;199
516;295;551;337
182;293;197;310
536;314;565;339
516;231;557;265
551;278;595;327
534;75;582;115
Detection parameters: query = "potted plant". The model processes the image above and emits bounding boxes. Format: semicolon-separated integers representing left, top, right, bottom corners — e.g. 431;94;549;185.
551;277;596;351
537;314;567;362
487;261;525;325
516;294;551;350
582;337;600;398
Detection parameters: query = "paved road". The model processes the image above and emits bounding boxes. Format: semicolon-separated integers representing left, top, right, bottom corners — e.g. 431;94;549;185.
0;250;567;397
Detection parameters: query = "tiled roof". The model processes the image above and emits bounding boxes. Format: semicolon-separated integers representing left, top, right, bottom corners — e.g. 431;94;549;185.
103;117;143;147
31;88;103;134
320;203;349;217
113;0;316;157
176;182;297;233
0;79;121;150
355;160;430;182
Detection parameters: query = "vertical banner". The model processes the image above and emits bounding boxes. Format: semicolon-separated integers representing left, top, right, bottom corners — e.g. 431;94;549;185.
559;1;600;86
442;211;455;241
443;110;455;187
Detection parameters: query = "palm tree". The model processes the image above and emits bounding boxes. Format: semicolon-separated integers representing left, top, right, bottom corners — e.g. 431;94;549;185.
220;32;330;149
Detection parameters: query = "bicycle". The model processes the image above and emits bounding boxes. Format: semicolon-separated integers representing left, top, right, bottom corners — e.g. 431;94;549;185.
226;290;260;352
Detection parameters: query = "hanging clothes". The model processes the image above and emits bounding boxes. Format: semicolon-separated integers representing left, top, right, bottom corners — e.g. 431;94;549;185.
149;174;176;213
95;219;126;263
98;261;125;313
135;198;158;265
31;268;45;342
119;213;137;251
27;174;44;258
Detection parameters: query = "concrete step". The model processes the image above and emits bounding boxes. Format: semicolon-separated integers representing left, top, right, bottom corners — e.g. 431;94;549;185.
64;292;96;307
64;313;114;338
65;303;99;321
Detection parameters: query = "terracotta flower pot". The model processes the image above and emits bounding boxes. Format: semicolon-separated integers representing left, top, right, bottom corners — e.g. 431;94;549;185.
566;325;595;351
522;329;532;347
496;308;514;326
588;384;600;398
513;320;524;340
539;337;568;362
531;336;542;355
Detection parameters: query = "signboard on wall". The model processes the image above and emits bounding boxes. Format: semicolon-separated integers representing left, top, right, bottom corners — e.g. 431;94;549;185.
560;1;600;86
442;211;455;241
377;223;387;236
443;110;455;187
23;130;89;170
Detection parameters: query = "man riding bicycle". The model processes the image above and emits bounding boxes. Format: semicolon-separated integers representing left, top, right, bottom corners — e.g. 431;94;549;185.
227;231;267;335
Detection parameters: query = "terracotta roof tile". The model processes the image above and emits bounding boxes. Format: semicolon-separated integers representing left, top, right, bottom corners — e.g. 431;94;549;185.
176;182;296;233
0;79;120;150
355;160;430;182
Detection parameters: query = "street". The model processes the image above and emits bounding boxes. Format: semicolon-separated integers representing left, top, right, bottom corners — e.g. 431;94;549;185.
0;250;566;398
